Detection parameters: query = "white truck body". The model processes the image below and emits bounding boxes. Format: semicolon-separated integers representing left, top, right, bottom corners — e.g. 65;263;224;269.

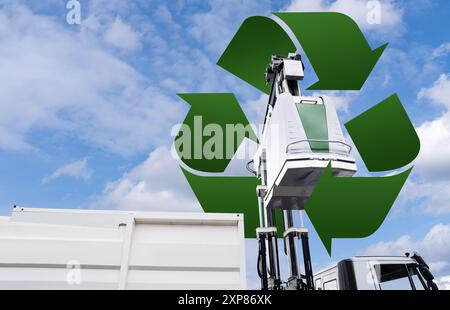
314;256;435;290
0;208;246;290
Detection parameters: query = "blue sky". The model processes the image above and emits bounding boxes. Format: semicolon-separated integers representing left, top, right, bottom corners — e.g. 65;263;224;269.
1;0;450;289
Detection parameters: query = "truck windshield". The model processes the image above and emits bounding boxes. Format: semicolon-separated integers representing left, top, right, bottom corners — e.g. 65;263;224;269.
408;265;426;290
374;264;426;290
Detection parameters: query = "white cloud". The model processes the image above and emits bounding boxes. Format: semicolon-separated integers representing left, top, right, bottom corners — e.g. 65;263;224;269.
0;126;34;151
95;146;201;212
432;43;450;59
364;234;414;256
437;275;450;290
415;113;450;179
188;0;272;56
95;139;261;213
104;17;141;52
418;74;450;108
399;178;450;215
285;0;404;34
140;1;265;99
84;1;261;102
42;158;92;183
395;74;450;215
373;45;442;90
0;3;183;156
364;223;450;289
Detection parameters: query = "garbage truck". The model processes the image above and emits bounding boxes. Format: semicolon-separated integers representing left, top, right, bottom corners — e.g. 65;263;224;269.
0;207;439;290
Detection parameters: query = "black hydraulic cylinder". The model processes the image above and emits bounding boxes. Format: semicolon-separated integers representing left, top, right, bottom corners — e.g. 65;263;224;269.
301;233;314;290
258;233;268;290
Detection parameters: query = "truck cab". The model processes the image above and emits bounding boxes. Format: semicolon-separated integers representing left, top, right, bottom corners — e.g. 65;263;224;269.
314;253;439;290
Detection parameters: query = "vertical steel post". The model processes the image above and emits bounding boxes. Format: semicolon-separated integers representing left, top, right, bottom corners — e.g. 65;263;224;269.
260;150;281;289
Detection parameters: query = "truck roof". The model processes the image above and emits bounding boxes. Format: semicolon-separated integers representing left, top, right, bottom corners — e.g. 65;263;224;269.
351;256;417;262
314;256;417;276
6;207;243;228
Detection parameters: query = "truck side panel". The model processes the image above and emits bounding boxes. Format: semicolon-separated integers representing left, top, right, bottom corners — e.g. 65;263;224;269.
0;208;246;290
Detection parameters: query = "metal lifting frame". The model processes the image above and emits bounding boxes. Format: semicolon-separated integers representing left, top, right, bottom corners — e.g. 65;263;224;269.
255;54;314;290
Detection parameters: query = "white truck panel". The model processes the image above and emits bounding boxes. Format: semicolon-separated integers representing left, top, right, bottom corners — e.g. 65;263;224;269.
0;208;246;290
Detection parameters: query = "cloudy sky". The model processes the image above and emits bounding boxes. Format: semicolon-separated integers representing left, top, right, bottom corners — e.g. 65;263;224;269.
1;0;450;289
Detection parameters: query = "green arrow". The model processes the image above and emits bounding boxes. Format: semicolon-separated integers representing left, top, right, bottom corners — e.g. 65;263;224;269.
182;167;284;238
275;12;387;90
345;94;420;172
217;16;296;94
175;93;257;173
305;163;412;255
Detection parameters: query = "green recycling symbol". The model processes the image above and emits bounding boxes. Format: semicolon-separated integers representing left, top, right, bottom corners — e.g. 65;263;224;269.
174;13;420;255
